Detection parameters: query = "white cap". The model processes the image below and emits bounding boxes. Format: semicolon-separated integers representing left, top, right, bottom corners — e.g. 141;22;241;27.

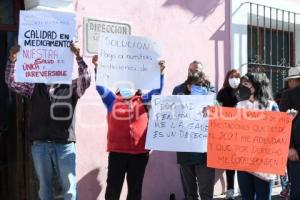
284;67;300;80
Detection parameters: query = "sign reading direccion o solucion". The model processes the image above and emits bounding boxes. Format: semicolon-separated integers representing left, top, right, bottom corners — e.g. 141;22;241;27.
84;17;131;55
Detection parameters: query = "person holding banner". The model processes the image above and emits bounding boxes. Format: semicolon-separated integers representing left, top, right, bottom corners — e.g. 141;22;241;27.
236;72;278;200
173;70;215;200
92;55;165;200
172;60;215;200
279;67;300;200
5;43;91;200
217;69;241;200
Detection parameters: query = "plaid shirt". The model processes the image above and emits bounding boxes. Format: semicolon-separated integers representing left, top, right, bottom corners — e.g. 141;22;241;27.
5;57;91;98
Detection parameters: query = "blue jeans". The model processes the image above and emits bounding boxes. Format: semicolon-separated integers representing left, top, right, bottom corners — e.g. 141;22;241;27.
288;161;300;200
31;141;76;200
237;171;272;200
280;172;289;190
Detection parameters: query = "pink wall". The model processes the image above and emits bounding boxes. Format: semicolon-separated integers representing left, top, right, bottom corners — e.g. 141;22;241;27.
74;0;231;199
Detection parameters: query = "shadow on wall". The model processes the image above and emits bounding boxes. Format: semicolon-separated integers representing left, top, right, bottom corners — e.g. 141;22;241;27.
162;0;223;22
78;168;102;200
142;151;227;199
142;151;183;200
209;0;231;90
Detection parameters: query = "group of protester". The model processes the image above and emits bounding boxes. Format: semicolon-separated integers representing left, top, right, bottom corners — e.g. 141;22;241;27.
5;42;300;200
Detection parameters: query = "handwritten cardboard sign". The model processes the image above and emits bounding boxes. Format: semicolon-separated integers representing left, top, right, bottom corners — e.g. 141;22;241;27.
145;95;215;152
15;10;76;83
96;33;162;90
207;106;292;175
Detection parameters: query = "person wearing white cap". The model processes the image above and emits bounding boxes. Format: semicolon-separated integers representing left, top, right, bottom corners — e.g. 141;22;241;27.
280;66;300;200
285;67;300;88
275;67;300;105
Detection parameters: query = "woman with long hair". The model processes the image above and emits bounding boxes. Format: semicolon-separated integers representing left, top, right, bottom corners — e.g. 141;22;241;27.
236;72;278;200
217;69;241;200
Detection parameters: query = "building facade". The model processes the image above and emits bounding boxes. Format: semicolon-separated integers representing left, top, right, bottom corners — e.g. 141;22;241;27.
0;0;299;199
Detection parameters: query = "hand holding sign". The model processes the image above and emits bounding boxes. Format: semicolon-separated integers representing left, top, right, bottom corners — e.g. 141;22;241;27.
97;33;162;89
92;55;98;68
288;148;299;161
158;60;166;75
287;109;298;119
70;42;81;58
207;106;293;175
15;10;76;84
9;45;20;63
146;95;215;152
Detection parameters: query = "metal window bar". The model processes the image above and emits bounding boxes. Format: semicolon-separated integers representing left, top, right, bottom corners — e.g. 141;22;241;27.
264;6;266;64
276;9;279;65
250;3;253;62
257;4;260;63
270;8;272;65
294;13;296;67
245;2;299;67
282;10;285;66
288;12;290;66
243;2;300;94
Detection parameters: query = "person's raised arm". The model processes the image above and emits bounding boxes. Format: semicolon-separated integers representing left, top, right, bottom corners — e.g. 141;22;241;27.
70;43;91;98
92;55;115;111
5;45;35;98
142;60;165;103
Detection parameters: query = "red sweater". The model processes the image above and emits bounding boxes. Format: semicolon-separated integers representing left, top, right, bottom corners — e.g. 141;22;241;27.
106;95;148;154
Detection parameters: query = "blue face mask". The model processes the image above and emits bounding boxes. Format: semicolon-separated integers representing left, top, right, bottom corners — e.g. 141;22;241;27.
191;85;208;95
119;88;135;99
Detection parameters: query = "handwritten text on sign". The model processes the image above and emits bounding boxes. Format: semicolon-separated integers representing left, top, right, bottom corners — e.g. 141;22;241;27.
207;106;292;175
146;95;215;152
97;33;161;90
15;10;76;83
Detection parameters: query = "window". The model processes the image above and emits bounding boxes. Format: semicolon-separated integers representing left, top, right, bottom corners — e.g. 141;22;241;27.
248;26;294;66
246;3;296;95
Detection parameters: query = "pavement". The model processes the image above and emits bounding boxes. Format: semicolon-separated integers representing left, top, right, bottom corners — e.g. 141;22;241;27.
213;186;287;200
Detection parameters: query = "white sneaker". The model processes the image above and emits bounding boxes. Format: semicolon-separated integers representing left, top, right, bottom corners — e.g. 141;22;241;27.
225;189;235;200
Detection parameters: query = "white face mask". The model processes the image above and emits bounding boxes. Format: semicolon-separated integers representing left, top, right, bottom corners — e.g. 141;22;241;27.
228;78;240;89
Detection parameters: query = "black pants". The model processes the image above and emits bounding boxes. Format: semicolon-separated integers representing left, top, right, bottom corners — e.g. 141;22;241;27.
226;170;235;190
180;164;215;200
288;161;300;200
105;152;149;200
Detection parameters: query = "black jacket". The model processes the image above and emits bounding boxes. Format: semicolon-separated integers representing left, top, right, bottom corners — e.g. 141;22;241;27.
29;84;78;142
279;85;300;153
216;87;238;107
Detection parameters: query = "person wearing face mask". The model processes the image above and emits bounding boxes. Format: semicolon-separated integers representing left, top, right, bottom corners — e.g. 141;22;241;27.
174;71;216;200
172;61;215;200
216;69;241;200
236;72;279;200
92;55;165;200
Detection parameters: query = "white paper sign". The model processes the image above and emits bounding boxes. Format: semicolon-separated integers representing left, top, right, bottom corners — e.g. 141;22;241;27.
96;33;161;90
146;95;215;152
15;10;76;84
